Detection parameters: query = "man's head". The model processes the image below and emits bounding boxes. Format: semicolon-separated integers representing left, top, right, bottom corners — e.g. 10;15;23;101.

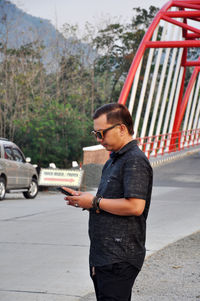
92;103;134;152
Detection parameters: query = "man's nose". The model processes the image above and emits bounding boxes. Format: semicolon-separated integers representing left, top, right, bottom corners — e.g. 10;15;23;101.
96;136;103;142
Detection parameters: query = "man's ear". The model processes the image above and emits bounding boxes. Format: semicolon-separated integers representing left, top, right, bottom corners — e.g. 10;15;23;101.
120;124;127;135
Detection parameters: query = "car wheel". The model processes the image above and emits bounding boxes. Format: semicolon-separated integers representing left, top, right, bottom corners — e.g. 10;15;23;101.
23;178;38;199
0;177;6;200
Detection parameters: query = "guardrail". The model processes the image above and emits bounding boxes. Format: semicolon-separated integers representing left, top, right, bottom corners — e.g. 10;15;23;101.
137;128;200;158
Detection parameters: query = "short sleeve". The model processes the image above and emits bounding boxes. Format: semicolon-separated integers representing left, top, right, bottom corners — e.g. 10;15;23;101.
123;156;151;200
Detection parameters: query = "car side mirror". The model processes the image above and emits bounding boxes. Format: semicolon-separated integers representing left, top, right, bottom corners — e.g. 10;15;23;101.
26;157;31;163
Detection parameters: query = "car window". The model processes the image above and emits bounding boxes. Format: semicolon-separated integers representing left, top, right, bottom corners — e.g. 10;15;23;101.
4;146;15;160
13;148;25;162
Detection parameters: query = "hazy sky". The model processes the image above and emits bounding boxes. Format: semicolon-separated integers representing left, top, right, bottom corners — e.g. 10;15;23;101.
10;0;163;30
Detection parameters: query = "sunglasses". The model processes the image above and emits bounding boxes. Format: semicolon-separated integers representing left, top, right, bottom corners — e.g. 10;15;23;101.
91;124;121;140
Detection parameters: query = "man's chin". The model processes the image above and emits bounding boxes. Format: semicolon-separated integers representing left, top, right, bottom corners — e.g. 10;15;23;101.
103;144;112;151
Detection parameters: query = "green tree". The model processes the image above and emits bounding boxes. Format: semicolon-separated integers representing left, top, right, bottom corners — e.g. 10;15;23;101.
14;101;94;168
92;6;159;103
0;41;45;139
0;5;160;168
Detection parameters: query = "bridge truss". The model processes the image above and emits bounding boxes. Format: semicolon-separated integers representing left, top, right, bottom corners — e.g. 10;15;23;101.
118;0;200;157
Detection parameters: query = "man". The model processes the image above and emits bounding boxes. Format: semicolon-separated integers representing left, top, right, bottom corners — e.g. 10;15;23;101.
64;103;153;301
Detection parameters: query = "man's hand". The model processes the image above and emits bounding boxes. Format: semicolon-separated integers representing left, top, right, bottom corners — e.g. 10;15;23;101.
62;187;94;209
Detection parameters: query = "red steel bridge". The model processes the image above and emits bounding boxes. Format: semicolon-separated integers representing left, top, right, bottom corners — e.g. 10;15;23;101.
118;0;200;158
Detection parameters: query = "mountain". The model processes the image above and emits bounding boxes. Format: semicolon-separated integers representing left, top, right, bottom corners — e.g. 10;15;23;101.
0;0;64;47
0;0;95;68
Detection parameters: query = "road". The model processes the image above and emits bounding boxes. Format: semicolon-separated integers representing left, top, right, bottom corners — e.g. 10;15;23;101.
0;150;200;301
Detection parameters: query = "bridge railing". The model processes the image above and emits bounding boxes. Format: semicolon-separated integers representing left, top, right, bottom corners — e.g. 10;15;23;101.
137;128;200;158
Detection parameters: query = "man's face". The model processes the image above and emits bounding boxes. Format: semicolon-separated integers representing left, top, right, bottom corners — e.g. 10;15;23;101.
93;114;122;152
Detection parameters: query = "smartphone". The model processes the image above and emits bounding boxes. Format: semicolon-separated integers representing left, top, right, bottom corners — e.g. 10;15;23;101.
58;187;86;211
57;187;73;196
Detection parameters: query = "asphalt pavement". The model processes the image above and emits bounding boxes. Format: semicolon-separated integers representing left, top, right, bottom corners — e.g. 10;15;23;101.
0;148;199;300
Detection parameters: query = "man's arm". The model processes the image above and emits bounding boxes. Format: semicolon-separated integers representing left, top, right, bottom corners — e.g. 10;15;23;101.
98;197;145;216
62;188;145;216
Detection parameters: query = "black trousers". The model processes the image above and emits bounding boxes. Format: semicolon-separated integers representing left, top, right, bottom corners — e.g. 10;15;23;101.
90;262;140;301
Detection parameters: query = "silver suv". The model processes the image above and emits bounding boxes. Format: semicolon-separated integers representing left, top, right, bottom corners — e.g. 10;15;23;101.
0;138;38;200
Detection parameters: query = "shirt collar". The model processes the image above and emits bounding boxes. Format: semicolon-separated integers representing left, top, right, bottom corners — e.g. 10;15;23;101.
110;140;137;159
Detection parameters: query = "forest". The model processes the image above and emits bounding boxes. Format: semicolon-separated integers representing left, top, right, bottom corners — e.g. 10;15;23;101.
0;6;159;168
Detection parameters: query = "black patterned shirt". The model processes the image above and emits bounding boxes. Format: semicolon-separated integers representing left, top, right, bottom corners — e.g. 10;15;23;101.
88;140;153;270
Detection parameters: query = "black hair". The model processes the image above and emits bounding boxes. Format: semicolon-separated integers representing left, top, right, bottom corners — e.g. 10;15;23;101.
93;103;134;135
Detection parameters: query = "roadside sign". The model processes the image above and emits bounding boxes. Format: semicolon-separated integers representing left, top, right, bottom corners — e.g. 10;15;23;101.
38;168;84;188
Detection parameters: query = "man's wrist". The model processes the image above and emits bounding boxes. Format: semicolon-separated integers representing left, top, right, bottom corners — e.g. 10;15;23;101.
92;196;102;213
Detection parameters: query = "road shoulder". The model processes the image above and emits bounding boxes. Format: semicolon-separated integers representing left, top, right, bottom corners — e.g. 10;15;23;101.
80;231;200;301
